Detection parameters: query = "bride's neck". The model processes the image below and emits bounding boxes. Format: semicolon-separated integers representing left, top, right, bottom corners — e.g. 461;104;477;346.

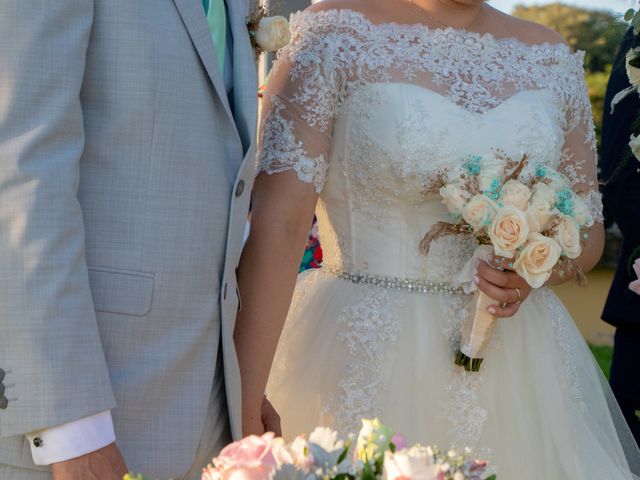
410;0;485;28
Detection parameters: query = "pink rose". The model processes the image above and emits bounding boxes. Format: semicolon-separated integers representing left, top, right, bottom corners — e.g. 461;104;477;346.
629;258;640;295
210;433;281;480
391;433;407;452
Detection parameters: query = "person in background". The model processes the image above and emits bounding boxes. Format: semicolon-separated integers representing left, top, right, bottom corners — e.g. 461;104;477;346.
600;27;640;445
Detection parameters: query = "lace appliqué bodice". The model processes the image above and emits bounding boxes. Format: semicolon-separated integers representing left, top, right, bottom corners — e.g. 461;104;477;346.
258;7;602;281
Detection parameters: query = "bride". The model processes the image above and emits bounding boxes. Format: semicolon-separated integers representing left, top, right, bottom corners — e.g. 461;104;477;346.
234;0;640;477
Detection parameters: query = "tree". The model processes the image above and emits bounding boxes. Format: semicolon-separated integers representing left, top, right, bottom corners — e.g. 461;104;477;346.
512;3;627;73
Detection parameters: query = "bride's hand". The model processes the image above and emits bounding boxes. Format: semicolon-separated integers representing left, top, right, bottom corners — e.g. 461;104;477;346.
474;255;532;318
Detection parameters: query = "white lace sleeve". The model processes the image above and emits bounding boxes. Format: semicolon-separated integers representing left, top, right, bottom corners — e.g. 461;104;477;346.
557;52;603;223
257;14;339;193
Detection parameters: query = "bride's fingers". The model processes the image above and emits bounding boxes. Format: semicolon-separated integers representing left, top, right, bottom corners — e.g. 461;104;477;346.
476;259;509;287
473;274;518;304
477;259;529;289
488;255;516;272
487;301;520;318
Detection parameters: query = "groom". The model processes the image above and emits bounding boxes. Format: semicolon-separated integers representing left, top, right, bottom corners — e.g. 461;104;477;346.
0;1;277;479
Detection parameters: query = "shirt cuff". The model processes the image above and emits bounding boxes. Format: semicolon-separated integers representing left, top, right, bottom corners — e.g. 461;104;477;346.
26;410;116;465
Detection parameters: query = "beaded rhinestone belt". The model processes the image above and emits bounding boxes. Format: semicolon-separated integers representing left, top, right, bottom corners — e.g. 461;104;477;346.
321;265;464;295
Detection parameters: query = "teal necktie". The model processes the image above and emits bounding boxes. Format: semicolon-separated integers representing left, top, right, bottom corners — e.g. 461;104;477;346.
203;0;227;75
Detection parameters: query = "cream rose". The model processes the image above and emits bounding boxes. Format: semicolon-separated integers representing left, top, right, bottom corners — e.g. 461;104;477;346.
478;153;505;193
571;193;595;228
254;16;291;52
514;234;562;288
552;215;582;259
629;133;640;163
488;206;530;258
541;167;568;192
462;194;498;231
383;447;439;480
440;182;470;215
627;48;640;87
500;179;531;210
527;183;556;233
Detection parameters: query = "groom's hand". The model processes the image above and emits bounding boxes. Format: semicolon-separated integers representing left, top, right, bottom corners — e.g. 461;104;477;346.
261;397;282;437
51;443;128;480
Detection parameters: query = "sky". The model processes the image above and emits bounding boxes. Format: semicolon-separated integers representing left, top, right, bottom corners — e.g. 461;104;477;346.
489;0;629;15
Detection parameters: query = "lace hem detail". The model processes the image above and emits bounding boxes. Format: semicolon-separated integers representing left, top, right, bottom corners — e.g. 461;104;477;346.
323;288;401;436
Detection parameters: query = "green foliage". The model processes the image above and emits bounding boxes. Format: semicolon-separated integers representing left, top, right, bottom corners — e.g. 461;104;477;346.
589;343;613;380
512;3;627;73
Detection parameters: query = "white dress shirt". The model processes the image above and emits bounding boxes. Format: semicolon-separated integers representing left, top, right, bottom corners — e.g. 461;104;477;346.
26;411;115;465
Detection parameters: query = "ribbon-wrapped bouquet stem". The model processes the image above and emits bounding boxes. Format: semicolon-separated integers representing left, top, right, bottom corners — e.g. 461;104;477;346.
421;152;594;372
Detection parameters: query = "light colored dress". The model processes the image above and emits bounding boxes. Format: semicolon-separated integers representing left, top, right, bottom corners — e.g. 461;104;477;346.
259;8;640;479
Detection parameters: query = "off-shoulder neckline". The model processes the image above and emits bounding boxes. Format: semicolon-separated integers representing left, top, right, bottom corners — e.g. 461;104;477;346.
291;7;583;60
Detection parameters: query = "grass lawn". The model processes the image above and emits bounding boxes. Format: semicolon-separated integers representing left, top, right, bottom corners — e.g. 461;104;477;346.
589;343;614;380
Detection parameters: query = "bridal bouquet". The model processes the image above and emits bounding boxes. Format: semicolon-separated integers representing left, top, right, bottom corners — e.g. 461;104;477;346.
421;152;594;372
198;419;494;480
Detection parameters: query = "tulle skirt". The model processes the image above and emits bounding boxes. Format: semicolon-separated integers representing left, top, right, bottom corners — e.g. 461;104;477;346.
266;268;640;479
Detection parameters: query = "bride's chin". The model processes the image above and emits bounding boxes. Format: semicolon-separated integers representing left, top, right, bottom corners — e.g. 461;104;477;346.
438;0;487;7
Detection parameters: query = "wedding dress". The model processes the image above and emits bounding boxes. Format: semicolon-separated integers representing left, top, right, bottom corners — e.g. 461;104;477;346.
259;8;640;478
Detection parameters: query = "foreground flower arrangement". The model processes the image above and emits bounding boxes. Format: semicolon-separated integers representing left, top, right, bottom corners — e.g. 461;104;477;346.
421;152;594;371
125;419;495;480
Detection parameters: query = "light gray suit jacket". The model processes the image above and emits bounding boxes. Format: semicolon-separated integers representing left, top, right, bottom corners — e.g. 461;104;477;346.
0;1;257;477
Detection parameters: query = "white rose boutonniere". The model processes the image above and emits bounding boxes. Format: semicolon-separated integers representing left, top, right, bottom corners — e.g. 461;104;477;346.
630;133;640;162
627;47;640;88
254;16;291;52
248;6;291;55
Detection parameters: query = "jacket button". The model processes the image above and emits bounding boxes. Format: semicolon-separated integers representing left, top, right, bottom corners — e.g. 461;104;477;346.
223;283;228;300
0;396;7;410
235;180;245;197
33;437;44;448
0;369;4;382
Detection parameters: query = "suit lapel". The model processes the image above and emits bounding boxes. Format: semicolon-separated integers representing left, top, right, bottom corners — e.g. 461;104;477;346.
172;0;235;126
226;0;258;153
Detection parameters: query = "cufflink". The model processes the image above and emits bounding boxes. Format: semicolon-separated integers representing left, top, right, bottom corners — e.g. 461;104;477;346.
33;437;44;448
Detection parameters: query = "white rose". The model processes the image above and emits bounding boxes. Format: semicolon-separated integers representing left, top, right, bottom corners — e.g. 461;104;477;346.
439;183;470;215
462;194;498;231
527;183;556;233
383;447;439;480
627;48;640;87
488;206;530;258
513;234;562;288
540;166;568;192
478;153;505;194
254;16;291;52
552;215;582;259
500;179;531;210
630;133;640;161
572;194;595;228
